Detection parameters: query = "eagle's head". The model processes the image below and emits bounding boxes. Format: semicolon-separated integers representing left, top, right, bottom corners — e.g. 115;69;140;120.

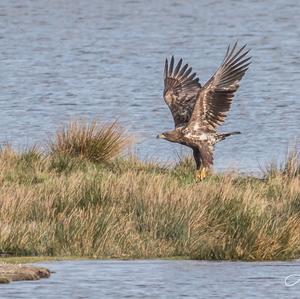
156;129;184;143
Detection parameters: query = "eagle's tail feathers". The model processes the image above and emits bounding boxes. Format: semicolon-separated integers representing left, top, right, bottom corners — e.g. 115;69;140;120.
216;131;241;142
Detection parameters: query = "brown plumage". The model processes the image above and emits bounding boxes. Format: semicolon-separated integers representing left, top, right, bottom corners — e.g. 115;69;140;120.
164;56;202;128
158;42;251;180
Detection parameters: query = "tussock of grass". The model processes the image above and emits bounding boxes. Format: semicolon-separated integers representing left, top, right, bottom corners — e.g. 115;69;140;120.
49;120;130;163
0;122;299;261
264;150;300;179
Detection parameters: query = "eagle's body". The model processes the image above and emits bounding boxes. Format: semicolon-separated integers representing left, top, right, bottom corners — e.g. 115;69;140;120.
158;42;251;180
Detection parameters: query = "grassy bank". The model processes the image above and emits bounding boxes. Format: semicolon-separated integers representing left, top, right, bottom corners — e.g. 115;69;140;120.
0;121;299;261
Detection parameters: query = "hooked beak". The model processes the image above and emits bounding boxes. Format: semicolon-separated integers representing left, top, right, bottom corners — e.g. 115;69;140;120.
156;134;166;139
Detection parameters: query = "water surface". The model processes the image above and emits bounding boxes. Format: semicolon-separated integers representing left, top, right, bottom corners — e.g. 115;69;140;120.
1;260;300;298
0;0;299;171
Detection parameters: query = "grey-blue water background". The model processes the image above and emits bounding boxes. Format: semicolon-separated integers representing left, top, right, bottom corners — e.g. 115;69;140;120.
1;0;299;172
1;260;300;299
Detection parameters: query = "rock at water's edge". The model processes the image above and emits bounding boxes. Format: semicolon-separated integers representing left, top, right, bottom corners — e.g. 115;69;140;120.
0;264;50;283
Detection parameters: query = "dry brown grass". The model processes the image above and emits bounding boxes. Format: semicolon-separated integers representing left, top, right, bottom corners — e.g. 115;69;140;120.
264;149;300;179
49;120;130;163
0;122;299;261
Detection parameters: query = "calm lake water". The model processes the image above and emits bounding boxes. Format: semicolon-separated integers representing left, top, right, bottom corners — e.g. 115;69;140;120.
0;0;299;172
1;260;300;298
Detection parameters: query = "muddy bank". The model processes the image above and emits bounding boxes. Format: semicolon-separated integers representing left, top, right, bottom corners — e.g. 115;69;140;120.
0;263;50;283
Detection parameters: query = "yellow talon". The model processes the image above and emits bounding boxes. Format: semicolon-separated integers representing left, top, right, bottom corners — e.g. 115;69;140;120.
195;167;209;181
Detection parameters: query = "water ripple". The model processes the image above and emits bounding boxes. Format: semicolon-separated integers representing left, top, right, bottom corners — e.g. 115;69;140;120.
0;0;299;172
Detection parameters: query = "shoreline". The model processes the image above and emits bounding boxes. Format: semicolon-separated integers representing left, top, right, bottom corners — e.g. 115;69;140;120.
1;255;299;265
1;253;300;283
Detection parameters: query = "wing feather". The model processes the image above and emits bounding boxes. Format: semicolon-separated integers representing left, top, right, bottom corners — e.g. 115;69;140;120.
169;56;174;76
187;42;251;131
174;58;182;75
164;56;202;128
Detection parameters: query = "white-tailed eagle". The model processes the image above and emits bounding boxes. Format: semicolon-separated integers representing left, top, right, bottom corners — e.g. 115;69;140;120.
157;42;251;180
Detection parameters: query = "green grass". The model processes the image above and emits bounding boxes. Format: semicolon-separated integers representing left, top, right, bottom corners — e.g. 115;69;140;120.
0;120;299;261
0;256;87;264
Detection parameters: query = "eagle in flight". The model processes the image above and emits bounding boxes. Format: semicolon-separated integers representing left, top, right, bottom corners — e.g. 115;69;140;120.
157;42;251;180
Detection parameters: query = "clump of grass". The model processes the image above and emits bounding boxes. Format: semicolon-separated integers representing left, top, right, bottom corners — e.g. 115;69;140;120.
264;149;300;179
282;150;300;177
0;145;46;185
49;120;130;164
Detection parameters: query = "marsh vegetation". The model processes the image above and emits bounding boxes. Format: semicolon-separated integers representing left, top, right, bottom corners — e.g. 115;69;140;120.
0;121;299;261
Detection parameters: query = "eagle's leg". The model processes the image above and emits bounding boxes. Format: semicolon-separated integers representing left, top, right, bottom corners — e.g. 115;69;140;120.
193;148;209;181
195;167;209;181
200;167;208;180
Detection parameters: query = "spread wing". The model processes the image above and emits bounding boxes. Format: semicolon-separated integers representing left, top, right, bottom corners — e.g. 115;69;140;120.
164;56;202;128
187;42;251;132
